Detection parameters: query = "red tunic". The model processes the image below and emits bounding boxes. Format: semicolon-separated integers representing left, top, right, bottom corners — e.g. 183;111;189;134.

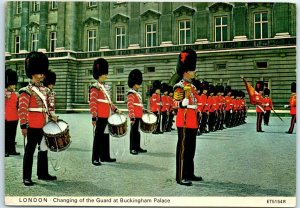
161;94;169;112
263;97;273;111
18;84;53;129
149;93;161;112
127;89;143;119
197;94;207;112
173;80;199;129
168;96;174;111
207;95;217;113
5;89;19;121
89;81;117;119
225;96;233;111
289;93;296;115
252;92;265;113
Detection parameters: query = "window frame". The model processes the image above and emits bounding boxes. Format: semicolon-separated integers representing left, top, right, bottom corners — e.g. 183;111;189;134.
214;16;228;42
87;29;97;52
31;33;39;51
116;26;126;50
32;1;40;12
115;85;125;103
50;1;58;10
254;12;269;39
49;31;57;52
178;19;191;45
16;1;22;14
145;23;157;47
15;35;20;53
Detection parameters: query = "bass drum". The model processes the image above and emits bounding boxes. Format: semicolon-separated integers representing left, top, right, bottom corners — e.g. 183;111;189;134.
107;113;128;138
140;112;157;133
43;119;71;152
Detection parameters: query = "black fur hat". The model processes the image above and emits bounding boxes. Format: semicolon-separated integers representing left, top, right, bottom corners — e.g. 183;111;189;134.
291;82;296;93
168;85;174;94
93;58;109;79
176;48;197;77
192;79;201;91
25;51;49;78
225;85;232;95
152;80;161;91
216;84;224;94
264;88;270;96
255;81;264;92
161;83;169;93
5;69;18;87
128;69;143;88
201;81;209;91
208;84;216;95
44;70;56;86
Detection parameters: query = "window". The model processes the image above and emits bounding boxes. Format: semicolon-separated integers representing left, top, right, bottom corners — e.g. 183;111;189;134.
215;16;228;42
145;67;155;73
116;85;125;102
50;1;58;10
88;2;97;7
88;30;96;52
116;27;125;49
254;12;268;39
215;63;227;70
16;1;22;14
146;24;157;47
179;20;191;45
31;33;39;51
49;32;57;52
15;36;20;53
115;68;124;75
256;61;268;69
32;1;40;12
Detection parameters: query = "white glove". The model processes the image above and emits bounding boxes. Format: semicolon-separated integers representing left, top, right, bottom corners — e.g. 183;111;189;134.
230;109;233;113
284;105;290;108
182;98;189;107
265;103;269;106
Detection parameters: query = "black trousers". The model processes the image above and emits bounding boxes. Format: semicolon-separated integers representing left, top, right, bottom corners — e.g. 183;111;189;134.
130;118;141;151
263;110;271;125
200;112;208;133
92;118;112;162
176;128;197;182
288;115;296;133
153;111;161;133
161;111;168;132
256;112;263;131
23;128;49;180
5;120;18;154
167;112;174;131
208;111;216;131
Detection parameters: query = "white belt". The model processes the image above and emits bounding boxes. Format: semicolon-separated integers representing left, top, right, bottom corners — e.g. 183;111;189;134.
187;105;197;109
197;103;203;105
97;99;109;104
133;103;143;107
28;108;47;112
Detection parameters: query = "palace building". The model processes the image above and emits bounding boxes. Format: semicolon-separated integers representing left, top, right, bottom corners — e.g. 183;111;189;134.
5;2;296;112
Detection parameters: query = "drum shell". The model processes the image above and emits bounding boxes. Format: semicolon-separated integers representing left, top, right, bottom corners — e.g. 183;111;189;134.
140;113;157;133
108;113;128;138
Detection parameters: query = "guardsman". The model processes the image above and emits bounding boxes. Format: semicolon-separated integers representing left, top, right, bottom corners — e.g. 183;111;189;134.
5;69;20;157
43;70;56;114
18;51;57;186
199;81;209;133
89;58;119;166
286;82;296;134
166;85;175;132
173;48;202;186
253;81;265;132
127;69;147;155
263;88;273;126
224;86;233;128
149;80;162;134
240;91;247;124
207;85;216;132
161;83;170;132
192;79;201;135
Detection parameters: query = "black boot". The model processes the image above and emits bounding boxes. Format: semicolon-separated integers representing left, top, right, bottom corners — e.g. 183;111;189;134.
37;151;57;181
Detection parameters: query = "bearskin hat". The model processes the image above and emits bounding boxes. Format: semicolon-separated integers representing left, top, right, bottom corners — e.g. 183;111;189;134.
93;58;109;80
192;79;201;92
128;69;143;88
231;90;237;98
291;82;296;93
161;83;169;94
44;70;56;87
152;80;161;91
5;69;18;87
201;81;209;91
216;84;224;94
263;88;270;96
176;48;197;77
168;85;174;95
255;81;264;92
208;84;216;95
225;85;232;95
25;51;49;78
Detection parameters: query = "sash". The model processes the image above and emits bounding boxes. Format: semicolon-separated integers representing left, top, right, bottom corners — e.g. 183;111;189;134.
97;82;112;105
31;86;49;114
128;89;143;108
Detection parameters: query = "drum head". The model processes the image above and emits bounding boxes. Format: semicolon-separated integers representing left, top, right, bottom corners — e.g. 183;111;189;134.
43;120;68;135
142;113;157;124
108;114;127;126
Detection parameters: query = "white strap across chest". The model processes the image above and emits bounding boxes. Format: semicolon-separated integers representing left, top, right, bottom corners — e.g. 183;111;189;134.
98;82;112;104
31;86;48;113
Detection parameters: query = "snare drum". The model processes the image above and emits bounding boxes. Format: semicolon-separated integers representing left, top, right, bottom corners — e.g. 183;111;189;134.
43;120;71;152
140;112;157;133
107;113;127;137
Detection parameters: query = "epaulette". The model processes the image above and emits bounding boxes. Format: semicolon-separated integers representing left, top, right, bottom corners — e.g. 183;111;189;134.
173;80;184;90
90;82;100;89
19;86;31;95
127;91;134;96
173;80;184;101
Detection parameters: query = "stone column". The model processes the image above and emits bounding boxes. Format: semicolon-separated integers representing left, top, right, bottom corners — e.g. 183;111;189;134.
56;2;65;51
38;1;48;52
233;4;248;41
160;2;173;46
20;1;29;53
64;2;77;51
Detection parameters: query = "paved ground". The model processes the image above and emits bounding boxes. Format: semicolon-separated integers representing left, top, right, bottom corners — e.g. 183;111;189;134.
4;114;296;198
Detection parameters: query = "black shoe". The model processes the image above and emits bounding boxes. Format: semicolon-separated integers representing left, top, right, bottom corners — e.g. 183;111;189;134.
286;131;293;134
158;131;164;134
38;174;57;181
138;148;147;153
177;180;192;186
23;179;34;186
130;150;138;155
152;131;159;134
5;153;9;157
101;158;116;162
9;151;20;156
92;160;102;166
188;175;203;181
257;130;264;132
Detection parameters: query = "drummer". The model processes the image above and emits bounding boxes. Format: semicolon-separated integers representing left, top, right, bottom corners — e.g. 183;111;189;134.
127;69;148;155
89;58;119;166
43;70;57;116
18;51;58;186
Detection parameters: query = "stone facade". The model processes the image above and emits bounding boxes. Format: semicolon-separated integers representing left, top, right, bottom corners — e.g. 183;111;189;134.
5;2;296;112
